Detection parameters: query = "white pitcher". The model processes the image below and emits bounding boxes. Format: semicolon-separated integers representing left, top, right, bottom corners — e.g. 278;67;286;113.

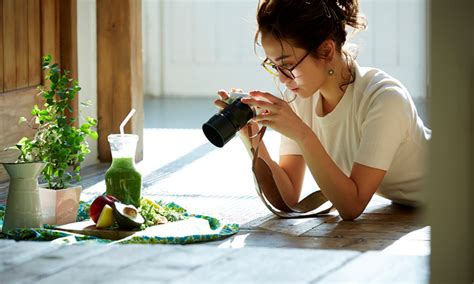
2;162;45;233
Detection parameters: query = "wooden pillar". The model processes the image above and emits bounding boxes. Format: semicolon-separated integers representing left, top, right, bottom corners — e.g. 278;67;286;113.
428;0;474;282
97;0;143;162
59;0;78;124
40;0;60;79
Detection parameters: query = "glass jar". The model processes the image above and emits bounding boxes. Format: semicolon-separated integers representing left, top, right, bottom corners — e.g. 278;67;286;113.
105;134;142;207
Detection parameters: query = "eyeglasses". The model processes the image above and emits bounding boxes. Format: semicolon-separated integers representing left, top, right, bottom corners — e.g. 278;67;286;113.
261;50;312;80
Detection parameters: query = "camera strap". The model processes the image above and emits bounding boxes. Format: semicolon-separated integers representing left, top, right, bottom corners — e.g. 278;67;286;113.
249;125;333;219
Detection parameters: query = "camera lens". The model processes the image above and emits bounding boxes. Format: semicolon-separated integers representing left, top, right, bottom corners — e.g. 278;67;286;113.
202;96;254;147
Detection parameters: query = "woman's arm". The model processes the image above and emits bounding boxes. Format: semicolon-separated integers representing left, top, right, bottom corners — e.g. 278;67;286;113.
278;155;306;206
298;126;386;220
242;91;386;220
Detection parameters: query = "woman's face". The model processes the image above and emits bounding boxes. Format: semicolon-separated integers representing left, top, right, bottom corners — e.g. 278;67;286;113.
261;34;328;98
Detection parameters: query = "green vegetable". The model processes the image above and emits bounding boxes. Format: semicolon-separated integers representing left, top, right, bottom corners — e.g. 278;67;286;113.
138;198;187;229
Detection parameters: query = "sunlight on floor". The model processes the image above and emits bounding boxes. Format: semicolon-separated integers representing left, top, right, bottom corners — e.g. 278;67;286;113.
80;126;432;255
382;226;431;255
218;233;251;249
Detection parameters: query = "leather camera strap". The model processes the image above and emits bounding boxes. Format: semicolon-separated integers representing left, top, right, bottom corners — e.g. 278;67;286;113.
248;125;333;218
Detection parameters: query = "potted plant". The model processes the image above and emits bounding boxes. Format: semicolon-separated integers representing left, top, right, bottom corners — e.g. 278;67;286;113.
11;55;98;225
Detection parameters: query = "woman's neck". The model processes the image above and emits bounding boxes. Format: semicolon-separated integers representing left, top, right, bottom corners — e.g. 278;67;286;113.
319;54;353;115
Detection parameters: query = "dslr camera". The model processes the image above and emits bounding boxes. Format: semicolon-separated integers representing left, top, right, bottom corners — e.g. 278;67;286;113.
202;93;255;148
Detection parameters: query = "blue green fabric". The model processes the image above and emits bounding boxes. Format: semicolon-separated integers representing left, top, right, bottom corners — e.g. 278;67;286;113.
0;200;239;245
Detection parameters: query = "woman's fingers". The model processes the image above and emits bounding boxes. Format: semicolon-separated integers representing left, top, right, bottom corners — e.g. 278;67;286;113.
241;90;285;113
248;90;282;104
214;89;230;110
214;99;228;109
241;96;278;112
215;89;231;109
253;110;275;122
217;89;229;100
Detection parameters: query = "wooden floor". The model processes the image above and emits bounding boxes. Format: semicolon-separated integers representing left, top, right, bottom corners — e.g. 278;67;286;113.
0;241;428;283
0;98;430;283
226;197;430;255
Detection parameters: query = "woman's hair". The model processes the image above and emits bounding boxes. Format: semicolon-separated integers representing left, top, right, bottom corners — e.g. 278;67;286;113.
255;0;367;59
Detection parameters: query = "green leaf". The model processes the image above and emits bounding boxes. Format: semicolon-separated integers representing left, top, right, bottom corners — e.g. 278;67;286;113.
42;55;52;66
87;117;98;125
3;146;19;152
57;90;65;99
81;100;92;107
31;105;40;115
18;117;27;124
80;124;91;132
89;131;99;140
50;73;59;84
17;137;30;146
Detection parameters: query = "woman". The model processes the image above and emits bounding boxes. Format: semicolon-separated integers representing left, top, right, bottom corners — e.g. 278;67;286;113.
215;0;431;220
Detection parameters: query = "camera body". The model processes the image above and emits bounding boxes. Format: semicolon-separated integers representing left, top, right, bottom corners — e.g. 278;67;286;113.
202;93;255;147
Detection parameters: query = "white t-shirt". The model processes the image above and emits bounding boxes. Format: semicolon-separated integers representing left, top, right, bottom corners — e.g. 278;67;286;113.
279;61;432;206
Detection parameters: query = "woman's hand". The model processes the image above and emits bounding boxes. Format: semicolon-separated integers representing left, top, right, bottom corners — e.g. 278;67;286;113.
214;89;230;110
241;91;310;143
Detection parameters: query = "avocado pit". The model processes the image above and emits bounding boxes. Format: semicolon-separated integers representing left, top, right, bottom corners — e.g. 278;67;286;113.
113;202;144;230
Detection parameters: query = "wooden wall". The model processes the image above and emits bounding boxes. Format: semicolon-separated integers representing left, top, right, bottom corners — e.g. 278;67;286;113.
0;0;77;182
1;0;41;92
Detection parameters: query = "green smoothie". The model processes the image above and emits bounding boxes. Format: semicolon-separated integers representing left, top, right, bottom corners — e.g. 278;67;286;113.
105;157;142;208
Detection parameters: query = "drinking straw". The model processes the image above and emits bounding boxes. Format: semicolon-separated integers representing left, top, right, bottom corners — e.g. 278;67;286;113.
120;108;136;136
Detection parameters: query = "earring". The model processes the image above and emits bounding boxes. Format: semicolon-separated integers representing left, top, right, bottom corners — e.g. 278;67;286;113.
328;69;335;76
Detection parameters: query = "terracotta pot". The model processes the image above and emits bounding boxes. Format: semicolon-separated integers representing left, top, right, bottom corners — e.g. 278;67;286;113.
38;185;82;225
2;162;45;233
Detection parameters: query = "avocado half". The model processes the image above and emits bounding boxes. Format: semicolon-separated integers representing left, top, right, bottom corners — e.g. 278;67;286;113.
113;202;145;230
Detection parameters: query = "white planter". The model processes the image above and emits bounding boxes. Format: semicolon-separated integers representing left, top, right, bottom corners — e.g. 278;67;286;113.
38;185;82;225
2;162;45;232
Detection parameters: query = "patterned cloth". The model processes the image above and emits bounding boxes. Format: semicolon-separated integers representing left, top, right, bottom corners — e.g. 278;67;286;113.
0;200;239;245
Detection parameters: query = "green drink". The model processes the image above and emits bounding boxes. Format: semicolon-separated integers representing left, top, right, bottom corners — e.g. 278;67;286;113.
105;134;142;207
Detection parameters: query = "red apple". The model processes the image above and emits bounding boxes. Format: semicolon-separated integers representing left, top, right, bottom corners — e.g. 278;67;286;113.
89;194;119;223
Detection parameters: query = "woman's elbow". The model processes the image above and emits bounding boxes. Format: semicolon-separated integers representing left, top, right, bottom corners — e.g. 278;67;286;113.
339;207;364;221
337;190;371;221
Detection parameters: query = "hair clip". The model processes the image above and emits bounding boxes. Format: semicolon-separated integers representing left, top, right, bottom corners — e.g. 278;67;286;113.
321;0;339;20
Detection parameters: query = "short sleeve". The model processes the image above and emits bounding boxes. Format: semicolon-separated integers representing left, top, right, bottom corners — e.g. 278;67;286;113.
279;134;302;155
354;88;413;170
